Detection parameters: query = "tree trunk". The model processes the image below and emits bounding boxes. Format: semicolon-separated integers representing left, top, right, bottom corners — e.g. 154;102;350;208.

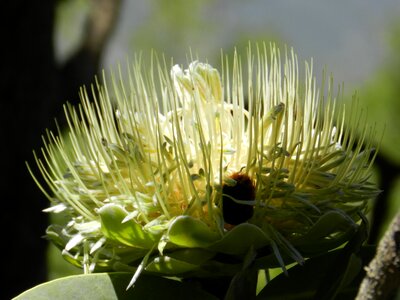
1;1;121;298
1;2;56;299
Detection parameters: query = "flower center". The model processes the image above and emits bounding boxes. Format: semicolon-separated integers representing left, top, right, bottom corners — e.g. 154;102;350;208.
222;172;255;225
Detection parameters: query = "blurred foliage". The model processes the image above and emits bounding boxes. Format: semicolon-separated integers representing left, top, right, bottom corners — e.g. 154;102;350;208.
54;0;89;63
132;0;207;49
47;243;81;280
130;0;214;64
358;25;400;164
384;177;400;234
130;0;281;67
357;23;400;236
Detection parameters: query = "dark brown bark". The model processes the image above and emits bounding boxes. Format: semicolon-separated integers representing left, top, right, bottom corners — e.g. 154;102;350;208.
356;212;400;300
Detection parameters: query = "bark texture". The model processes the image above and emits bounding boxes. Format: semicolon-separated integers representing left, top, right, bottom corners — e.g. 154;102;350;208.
356;212;400;300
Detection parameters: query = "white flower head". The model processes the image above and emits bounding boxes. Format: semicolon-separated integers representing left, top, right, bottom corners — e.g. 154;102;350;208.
30;44;380;283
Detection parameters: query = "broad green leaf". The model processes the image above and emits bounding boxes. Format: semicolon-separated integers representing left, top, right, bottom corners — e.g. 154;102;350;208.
209;223;270;255
293;229;355;255
256;246;375;300
329;253;362;298
98;204;160;249
168;248;216;265
145;248;216;275
14;272;218;300
297;211;355;241
254;252;293;269
309;219;369;300
291;211;357;254
225;266;258;300
167;216;220;248
145;256;200;275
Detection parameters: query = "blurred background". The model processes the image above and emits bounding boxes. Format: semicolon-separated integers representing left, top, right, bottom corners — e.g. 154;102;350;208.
3;0;400;298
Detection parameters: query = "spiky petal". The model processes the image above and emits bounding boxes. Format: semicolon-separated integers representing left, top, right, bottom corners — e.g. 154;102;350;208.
30;44;380;278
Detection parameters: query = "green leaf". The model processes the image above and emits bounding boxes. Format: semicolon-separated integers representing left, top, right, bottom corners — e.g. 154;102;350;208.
169;248;216;265
209;223;270;255
291;211;357;255
311;216;369;300
256;246;375;300
298;211;355;241
98;204;160;249
14;272;218;300
167;216;220;248
145;256;200;275
225;267;258;300
146;248;216;275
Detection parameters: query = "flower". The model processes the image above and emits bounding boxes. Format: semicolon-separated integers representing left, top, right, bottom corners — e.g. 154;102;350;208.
30;44;380;286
